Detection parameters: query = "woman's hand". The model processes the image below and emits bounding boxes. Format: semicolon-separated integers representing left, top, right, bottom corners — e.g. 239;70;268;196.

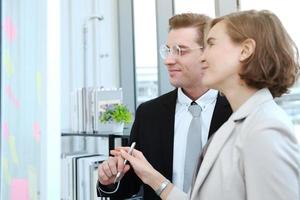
111;147;166;189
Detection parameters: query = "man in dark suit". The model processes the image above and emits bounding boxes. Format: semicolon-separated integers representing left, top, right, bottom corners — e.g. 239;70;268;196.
97;13;232;200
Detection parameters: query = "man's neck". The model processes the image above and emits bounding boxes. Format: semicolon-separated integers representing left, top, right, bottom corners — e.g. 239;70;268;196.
181;87;209;101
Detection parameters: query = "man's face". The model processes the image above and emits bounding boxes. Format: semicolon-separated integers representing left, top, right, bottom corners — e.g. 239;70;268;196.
163;27;205;89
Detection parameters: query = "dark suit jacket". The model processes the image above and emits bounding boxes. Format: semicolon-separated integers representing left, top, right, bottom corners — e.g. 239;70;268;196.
97;89;232;200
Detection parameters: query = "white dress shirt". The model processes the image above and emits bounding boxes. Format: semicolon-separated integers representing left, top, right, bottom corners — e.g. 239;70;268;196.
172;88;218;190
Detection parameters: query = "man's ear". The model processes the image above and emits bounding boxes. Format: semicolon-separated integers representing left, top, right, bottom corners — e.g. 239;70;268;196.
240;38;256;61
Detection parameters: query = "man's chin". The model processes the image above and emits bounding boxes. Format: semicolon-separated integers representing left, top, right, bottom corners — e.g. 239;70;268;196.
169;80;182;88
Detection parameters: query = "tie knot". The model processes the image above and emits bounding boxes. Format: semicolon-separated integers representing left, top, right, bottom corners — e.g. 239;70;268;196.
188;102;202;117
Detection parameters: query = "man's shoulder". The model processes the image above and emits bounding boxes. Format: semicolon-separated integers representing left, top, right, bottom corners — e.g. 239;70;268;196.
138;89;177;109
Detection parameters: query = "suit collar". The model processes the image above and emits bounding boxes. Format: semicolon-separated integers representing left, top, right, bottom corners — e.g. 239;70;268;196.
191;88;273;197
161;89;177;110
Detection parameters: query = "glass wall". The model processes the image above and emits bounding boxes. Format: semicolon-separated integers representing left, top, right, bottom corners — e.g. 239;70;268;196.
1;0;46;199
133;0;159;106
1;0;61;199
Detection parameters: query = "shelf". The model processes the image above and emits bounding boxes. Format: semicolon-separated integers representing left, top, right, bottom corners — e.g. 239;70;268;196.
61;131;130;152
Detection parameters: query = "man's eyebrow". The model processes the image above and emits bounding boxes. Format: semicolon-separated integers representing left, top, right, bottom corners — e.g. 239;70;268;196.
177;44;189;48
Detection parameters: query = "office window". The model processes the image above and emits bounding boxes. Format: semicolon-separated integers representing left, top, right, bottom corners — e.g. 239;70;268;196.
174;0;215;17
240;0;300;137
133;0;159;106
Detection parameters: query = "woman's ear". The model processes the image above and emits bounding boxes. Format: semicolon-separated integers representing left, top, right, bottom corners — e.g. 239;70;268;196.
240;38;256;61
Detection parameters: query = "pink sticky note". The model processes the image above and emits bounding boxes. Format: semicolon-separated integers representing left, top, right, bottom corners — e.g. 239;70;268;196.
10;179;29;200
33;122;41;143
3;16;17;42
5;85;20;109
2;121;10;139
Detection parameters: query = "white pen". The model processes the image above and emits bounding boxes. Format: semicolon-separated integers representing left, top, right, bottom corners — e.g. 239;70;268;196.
114;142;136;183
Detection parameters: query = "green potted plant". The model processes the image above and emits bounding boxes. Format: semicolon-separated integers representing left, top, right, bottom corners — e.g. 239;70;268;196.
99;104;132;133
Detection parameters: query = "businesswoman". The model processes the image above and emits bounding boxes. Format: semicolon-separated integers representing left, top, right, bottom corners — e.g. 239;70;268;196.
116;10;300;200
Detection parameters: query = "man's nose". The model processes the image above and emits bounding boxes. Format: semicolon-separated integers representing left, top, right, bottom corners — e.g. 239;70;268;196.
200;50;206;63
164;54;176;65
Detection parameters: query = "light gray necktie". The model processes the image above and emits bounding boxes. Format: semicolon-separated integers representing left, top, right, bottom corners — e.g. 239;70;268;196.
183;101;202;192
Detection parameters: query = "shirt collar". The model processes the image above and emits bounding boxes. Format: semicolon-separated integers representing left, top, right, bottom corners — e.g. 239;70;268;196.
177;88;218;111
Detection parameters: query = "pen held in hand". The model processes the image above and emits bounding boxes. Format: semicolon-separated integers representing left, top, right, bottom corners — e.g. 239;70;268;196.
114;142;136;183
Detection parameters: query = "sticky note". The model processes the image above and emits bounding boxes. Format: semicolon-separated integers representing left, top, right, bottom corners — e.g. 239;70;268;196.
33;122;41;143
8;135;19;164
3;157;12;185
2;121;10;139
28;166;38;200
3;16;16;42
5;85;20;109
10;179;29;200
4;51;14;78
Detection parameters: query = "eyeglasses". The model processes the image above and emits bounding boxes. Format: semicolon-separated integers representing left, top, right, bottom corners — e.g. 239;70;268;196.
159;44;203;59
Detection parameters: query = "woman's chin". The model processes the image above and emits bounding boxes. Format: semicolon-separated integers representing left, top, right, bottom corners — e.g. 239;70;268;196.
202;78;215;88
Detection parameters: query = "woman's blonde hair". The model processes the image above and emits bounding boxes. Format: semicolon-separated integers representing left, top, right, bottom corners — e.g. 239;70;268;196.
211;10;299;97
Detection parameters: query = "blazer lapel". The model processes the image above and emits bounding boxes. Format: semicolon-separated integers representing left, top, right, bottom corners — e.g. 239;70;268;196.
190;89;274;199
191;117;236;199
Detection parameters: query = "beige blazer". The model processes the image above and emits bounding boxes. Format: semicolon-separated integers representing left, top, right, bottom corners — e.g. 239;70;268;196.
167;88;300;200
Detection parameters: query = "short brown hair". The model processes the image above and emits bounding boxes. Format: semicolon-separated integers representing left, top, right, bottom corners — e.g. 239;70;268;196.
169;13;211;46
211;10;300;97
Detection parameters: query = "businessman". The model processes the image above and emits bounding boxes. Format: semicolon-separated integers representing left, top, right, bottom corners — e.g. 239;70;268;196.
97;13;232;200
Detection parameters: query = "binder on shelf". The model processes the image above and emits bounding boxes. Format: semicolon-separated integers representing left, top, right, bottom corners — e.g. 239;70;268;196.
70;87;123;133
61;153;105;200
77;155;107;200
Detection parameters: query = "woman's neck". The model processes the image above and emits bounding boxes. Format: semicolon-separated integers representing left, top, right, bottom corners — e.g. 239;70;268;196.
222;84;257;112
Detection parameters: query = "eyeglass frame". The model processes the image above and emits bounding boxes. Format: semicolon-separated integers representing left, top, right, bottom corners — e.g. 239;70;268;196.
159;44;204;59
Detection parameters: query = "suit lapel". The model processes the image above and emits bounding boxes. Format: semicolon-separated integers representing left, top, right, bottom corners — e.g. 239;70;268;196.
191;117;236;199
161;89;178;179
208;94;232;138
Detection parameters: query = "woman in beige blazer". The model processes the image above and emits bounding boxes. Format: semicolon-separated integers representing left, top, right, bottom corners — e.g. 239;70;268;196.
116;10;300;200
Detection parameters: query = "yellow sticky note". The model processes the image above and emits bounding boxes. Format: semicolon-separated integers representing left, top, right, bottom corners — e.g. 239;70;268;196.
8;135;19;164
3;157;12;185
28;166;38;200
36;71;42;104
4;51;14;78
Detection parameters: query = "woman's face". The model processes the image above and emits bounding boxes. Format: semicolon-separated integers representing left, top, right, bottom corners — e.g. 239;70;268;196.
201;21;243;91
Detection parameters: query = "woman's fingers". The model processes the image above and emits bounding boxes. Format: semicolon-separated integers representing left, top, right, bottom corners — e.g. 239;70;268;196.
115;146;131;152
120;149;134;162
